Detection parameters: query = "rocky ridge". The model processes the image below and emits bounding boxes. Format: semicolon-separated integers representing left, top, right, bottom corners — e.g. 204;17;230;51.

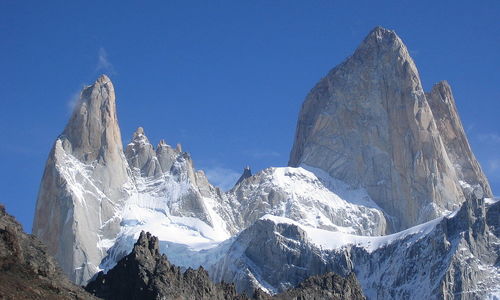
208;187;500;298
86;231;365;300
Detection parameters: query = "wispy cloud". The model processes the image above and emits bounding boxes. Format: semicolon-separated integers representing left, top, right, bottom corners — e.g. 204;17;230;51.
203;166;241;191
96;47;115;74
67;89;82;115
477;133;500;144
488;159;500;172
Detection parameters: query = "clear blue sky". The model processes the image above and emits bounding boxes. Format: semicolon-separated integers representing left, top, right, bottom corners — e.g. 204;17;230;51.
1;1;499;232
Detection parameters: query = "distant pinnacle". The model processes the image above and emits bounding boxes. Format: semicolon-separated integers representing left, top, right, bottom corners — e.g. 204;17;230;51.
234;166;252;187
134;127;145;137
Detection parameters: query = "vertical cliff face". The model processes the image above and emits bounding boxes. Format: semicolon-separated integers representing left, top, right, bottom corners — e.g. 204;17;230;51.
289;27;490;230
32;75;132;284
426;81;492;196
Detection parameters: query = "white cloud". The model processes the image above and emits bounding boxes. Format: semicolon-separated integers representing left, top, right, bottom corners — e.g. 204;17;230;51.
488;159;500;172
96;47;115;74
203;166;241;191
67;89;82;114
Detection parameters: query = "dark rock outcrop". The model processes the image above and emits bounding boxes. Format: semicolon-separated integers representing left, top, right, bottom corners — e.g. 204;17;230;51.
256;273;365;300
0;204;96;300
86;231;248;300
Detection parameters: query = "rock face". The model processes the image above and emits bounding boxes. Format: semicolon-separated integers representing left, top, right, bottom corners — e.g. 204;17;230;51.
32;75;131;284
261;273;365;300
86;231;365;300
0;204;96;300
288;26;491;230
426;81;492;196
210;190;500;299
209;218;354;295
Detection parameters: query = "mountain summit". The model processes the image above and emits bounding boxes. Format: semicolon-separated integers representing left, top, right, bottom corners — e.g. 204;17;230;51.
288;26;491;230
33;75;131;283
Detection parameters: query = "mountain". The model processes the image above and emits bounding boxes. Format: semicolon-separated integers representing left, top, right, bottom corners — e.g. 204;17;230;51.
0;204;96;299
86;231;365;300
32;26;498;299
288;27;492;231
32;75;132;284
207;186;500;298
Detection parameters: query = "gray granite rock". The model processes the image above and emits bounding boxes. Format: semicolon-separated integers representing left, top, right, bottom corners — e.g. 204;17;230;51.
210;190;500;299
288;27;490;230
426;81;492;197
32;75;132;284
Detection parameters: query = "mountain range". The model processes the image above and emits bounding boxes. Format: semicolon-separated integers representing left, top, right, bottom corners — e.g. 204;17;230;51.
28;27;500;299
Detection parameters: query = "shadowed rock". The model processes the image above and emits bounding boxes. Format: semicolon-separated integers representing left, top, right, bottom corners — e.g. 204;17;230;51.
0;204;97;300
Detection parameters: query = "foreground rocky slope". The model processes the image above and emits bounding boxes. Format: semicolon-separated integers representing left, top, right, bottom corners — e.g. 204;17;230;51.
288;26;492;230
0;204;96;300
86;231;365;300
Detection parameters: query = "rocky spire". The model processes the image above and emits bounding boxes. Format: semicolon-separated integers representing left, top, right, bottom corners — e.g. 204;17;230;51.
125;127;162;177
62;75;123;164
234;166;252;187
288;26;485;230
426;81;492;197
33;75;131;284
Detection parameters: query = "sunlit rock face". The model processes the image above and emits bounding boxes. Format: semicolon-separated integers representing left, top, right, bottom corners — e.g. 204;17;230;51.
289;27;491;230
33;75;131;284
426;81;492;197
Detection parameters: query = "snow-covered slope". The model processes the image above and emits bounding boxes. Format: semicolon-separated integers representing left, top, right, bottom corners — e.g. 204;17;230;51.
228;166;388;236
100;164;389;273
207;191;500;298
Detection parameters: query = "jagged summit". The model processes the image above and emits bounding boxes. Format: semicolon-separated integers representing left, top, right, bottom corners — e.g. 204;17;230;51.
288;26;490;230
125;126;162;177
133;126;145;137
61;74;123;165
365;26;399;42
349;26;409;65
234;166;252;187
